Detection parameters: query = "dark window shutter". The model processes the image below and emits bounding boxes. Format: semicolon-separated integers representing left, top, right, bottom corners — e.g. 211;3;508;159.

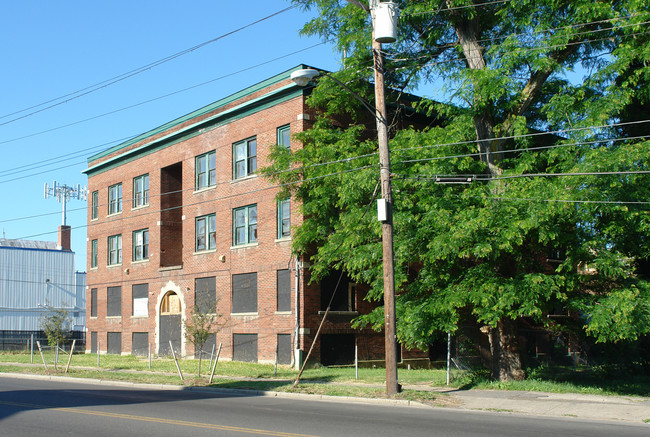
232;273;257;313
277;270;291;312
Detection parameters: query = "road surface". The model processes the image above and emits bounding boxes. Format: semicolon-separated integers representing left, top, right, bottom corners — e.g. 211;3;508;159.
0;375;647;436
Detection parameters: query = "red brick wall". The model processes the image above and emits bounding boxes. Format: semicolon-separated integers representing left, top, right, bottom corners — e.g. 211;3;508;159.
85;76;427;364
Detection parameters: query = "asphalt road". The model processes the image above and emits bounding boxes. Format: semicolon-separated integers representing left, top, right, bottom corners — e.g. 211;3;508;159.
0;376;648;437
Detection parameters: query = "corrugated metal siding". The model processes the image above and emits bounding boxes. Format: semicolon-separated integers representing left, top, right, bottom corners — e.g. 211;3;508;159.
0;246;84;331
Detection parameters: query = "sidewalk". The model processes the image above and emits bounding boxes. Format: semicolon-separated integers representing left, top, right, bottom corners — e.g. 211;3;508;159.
2;366;649;424
426;386;650;423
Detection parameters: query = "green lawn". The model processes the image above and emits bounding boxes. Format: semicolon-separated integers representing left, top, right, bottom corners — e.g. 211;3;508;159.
1;351;648;399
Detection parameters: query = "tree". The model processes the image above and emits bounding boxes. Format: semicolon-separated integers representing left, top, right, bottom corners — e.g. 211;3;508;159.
265;0;650;380
40;304;71;369
184;297;226;378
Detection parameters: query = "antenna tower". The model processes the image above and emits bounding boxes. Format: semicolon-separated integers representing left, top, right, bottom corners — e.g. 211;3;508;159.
44;181;88;226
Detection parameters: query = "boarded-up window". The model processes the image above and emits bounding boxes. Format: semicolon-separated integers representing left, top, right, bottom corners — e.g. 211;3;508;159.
321;334;355;366
132;284;148;317
233;333;258;362
200;333;217;356
90;288;98;317
132;332;148;356
232;273;257;313
107;332;122;355
277;334;292;365
277;270;291;312
195;277;216;314
161;292;181;314
90;331;98;353
107;286;121;317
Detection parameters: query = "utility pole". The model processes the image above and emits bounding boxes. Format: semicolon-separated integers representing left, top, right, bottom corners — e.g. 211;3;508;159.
371;0;400;396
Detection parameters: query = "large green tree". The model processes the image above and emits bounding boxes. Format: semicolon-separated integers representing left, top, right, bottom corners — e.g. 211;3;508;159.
267;0;650;380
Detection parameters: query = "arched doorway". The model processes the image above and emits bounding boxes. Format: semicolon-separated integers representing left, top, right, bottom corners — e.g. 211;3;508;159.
159;291;182;356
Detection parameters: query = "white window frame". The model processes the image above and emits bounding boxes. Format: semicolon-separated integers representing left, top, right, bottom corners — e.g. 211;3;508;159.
196;213;217;251
233;137;257;179
133;174;149;208
132;229;149;261
233;204;257;246
277;198;290;239
108;234;122;265
108;183;122;215
195;151;216;190
277;125;290;148
91;191;98;220
91;239;98;268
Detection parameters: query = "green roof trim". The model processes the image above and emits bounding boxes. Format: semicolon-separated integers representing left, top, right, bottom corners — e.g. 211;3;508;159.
84;65;313;176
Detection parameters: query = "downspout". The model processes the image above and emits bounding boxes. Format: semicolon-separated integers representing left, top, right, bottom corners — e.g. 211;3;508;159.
293;256;300;368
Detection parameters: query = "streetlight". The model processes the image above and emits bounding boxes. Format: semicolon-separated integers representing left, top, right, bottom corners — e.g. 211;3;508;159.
291;0;401;396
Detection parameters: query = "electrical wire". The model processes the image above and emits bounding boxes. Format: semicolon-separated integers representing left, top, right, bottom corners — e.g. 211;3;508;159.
0;42;326;148
0;5;298;127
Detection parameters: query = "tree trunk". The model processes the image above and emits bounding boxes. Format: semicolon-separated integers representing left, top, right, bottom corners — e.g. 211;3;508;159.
487;319;524;381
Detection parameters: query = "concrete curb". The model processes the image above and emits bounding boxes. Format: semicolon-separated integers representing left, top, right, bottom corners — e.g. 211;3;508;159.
0;372;428;409
2;371;649;423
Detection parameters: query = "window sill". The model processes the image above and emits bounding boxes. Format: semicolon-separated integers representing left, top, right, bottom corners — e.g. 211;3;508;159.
230;242;258;250
107;211;123;218
231;312;259;317
131;204;149;211
131;315;148;319
317;311;358;316
274;237;292;243
194;185;217;194
231;174;258;183
275;311;292;315
107;263;123;268
90;267;98;271
131;259;149;265
106;316;122;319
159;265;183;272
193;249;218;256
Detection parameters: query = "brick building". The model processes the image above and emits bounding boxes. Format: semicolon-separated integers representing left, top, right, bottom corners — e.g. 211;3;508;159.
83;65;424;365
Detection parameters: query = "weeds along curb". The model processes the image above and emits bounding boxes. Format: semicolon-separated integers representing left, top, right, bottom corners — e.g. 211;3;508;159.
0;372;430;409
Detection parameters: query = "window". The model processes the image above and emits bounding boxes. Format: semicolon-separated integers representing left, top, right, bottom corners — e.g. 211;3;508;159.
277;334;292;365
133;229;149;261
132;283;148;317
320;271;355;312
233;205;257;246
233;137;257;179
195;277;216;314
195;151;216;189
233;333;258;363
108;234;122;265
108;183;122;215
161;291;181;314
107;286;122;317
277;269;291;312
133;174;149;208
91;239;98;268
90;288;97;317
107;332;122;355
196;214;216;251
90;332;98;353
232;272;257;313
277;198;290;239
132;332;148;356
277;125;290;148
91;191;98;220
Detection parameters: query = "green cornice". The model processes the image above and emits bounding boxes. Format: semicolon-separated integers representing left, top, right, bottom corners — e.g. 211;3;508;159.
84;65;313;176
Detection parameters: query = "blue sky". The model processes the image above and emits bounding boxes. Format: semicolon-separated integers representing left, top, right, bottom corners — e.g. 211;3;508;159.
0;1;343;269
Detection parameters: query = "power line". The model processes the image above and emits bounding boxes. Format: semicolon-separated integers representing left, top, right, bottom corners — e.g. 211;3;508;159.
0;5;297;127
0;42;326;148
